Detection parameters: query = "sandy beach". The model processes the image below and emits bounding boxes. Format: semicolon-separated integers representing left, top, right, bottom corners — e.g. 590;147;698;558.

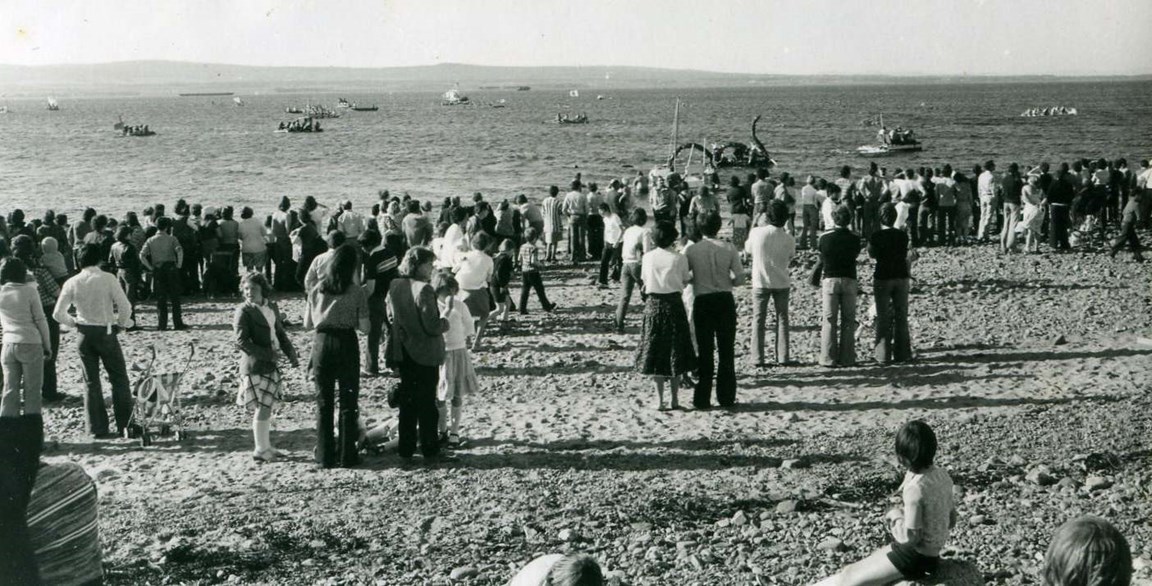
37;239;1152;585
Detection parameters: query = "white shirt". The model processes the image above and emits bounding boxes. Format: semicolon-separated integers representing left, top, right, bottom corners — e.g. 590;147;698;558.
439;224;468;268
453;250;493;291
799;184;821;206
338;209;366;238
237;217;267;253
745;225;795;289
640;247;690;295
440;297;474;351
977;170;998;201
603;213;625;245
53;266;134;329
899;466;955;557
620;225;651;264
821;197;838;229
508;554;565;586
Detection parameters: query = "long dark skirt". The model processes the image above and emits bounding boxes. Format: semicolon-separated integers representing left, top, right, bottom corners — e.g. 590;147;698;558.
635;293;697;376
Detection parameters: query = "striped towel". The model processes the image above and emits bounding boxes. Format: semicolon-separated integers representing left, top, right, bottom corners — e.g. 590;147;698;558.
28;463;103;586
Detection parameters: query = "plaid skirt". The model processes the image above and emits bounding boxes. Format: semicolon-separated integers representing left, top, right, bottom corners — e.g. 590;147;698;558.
236;369;283;411
635;293;697;376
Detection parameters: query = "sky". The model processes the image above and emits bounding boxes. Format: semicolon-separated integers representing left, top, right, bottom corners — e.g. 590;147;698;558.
2;0;1150;76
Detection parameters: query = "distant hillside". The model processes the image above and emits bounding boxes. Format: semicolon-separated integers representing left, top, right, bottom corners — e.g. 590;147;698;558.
0;61;1146;97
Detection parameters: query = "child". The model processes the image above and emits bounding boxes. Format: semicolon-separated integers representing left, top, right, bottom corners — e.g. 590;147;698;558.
233;273;299;462
39;237;69;282
598;202;624;287
730;198;751;263
432;271;477;450
491;239;516;323
1042;516;1131;586
508;553;604;586
453;233;494;352
518;228;556;314
810;420;956;586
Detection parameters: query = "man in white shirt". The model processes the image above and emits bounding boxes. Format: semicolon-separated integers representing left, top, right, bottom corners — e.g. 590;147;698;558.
614;208;652;332
561;181;588;262
453;233;495;352
685;211;744;408
336;200;365;243
798;175;824;250
597;203;625;288
745;200;796;367
53;243;135;439
977;161;1000;241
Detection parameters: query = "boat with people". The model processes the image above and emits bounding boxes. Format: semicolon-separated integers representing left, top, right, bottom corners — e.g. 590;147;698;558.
291;103;340;119
350;105;379;111
233;97;245;107
285;107;304;114
556;112;588;124
47;97;60;111
120;124;156;137
442;88;470;106
337;98;351;108
1021;106;1078;117
857;117;922;157
276;117;323;133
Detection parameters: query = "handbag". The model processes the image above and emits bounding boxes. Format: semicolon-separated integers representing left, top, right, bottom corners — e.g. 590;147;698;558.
808;260;824;288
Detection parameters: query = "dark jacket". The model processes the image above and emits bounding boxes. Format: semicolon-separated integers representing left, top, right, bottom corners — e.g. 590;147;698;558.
386;278;448;367
234;301;297;375
867;227;911;280
818;227;862;279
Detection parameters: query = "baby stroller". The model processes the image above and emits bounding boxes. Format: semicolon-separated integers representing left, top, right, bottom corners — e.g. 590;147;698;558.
126;342;196;447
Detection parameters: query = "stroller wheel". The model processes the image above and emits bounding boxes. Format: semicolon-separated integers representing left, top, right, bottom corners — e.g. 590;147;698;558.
140;428;153;447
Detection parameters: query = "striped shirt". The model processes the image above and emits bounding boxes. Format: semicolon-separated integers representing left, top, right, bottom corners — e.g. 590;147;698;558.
520;241;543;272
541;196;563;233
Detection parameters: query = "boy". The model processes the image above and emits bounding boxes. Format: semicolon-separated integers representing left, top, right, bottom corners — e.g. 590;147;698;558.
518;228;556;314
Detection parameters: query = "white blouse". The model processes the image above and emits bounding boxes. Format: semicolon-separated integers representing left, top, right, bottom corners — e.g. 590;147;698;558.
640;247;690;295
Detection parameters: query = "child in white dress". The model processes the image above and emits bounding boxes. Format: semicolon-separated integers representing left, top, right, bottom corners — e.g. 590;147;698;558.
432;271;478;449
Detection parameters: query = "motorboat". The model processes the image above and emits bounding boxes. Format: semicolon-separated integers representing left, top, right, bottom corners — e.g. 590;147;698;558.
442;88;470;105
856;142;922;157
351;105;379;111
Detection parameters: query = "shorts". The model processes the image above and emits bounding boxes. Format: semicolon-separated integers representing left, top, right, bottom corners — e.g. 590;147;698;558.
886;539;939;581
461;288;491;319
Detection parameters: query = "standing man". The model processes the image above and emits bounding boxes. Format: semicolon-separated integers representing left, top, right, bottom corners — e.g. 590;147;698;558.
1108;188;1145;262
868;203;914;363
562;180;588;263
53;243;135;439
270;196;294;291
336;200;366;247
585;183;605;261
1136;159;1152;229
856;163;884;239
173;204;201;294
746;200;795;368
1048;163;1075;251
798;175;823;250
140;217;186;330
818;206;862;368
1000;163;1024;253
684;211;743;409
401;200;433;248
977;160;1000;242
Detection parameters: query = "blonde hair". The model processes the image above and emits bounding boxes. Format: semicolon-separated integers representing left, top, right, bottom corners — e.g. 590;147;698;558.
1043;516;1131;586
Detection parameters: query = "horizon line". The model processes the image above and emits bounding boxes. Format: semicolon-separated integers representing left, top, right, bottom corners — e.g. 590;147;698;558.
3;59;1150;79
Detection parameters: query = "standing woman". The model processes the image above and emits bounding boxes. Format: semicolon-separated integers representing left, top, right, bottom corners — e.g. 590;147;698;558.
635;221;697;411
11;237;64;404
234;273;298;462
293;210;325;290
387;247;451;462
303;245;369;468
1021;175;1046;253
0;257;53;421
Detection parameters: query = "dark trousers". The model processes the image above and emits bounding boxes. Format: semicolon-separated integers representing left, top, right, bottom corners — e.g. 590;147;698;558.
76;325;131;435
1109;220;1144;259
117;269;140;323
152;265;184;329
567;216;587;261
598;242;622;285
1049;204;1071;249
614;262;643;329
917;206;936;246
365;296;387;374
41;312;59;397
586;214;604;260
873;278;912;363
519;270;551;313
397;350;440;459
936;207;957;245
0;415;43;585
906;205;920;246
272;241;296;291
692;292;737;408
181;249;201;294
312;329;360;467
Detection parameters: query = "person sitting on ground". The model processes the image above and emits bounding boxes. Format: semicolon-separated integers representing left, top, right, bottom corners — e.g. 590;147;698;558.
810;420;956;586
508;553;604;586
1041;515;1131;586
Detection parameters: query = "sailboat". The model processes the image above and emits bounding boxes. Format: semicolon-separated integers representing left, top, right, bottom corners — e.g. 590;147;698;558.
233;96;245;107
46;97;59;111
441;86;470;105
651;98;707;190
568;89;580;98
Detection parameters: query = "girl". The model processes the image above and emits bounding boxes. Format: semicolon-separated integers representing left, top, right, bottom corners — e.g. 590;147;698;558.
1021;175;1046;253
518;228;556;315
453;233;494;352
0;258;53;420
635;221;696;411
730;198;751;263
1042;516;1131;586
304;245;369;468
810;420;956;586
432;272;477;450
234;273;298;462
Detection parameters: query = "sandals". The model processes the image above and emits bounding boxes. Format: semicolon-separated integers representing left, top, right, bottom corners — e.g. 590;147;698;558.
446;435;467;450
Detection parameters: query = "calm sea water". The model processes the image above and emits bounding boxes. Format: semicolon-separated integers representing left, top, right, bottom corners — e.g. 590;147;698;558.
1;81;1149;216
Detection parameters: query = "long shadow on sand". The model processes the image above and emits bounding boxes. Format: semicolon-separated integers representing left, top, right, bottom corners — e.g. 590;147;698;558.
727;393;1123;414
930;278;1125;291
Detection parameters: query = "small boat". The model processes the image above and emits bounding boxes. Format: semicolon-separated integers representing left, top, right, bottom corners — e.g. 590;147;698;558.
1021;106;1078;117
442;88;470;106
556;113;588;124
179;92;234;97
351;105;379;111
285;107;303;114
113;115;124;130
233;96;245;106
516;86;531;91
856;142;922;157
569;89;580;98
47;97;60;111
337;98;351;108
0;105;8;114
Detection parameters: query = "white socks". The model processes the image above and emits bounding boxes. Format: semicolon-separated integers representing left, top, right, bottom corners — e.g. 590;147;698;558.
450;404;462;438
253;415;271;454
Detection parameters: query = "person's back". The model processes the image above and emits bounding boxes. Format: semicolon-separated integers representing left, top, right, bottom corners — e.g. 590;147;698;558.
819;227;861;279
746;223;794;290
900;465;954;556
